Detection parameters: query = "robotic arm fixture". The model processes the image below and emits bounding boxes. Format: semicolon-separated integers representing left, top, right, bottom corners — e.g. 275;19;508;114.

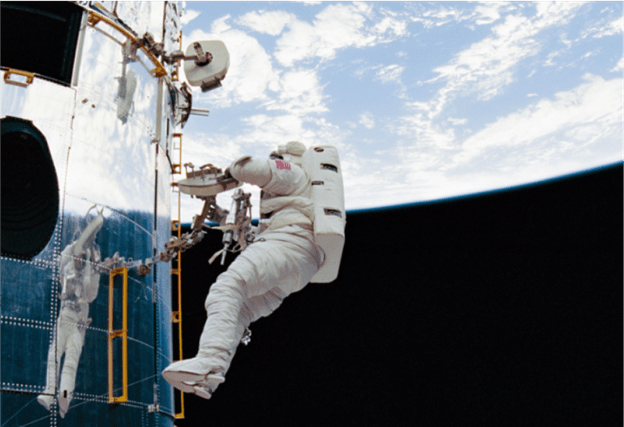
167;164;253;266
100;165;247;275
133;33;230;127
138;32;229;92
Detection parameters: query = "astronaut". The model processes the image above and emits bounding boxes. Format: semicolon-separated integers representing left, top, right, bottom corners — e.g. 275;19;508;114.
38;211;103;418
162;141;327;399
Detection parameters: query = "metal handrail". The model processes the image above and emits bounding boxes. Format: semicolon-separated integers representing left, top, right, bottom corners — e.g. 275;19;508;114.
85;8;167;78
108;267;128;403
172;132;185;419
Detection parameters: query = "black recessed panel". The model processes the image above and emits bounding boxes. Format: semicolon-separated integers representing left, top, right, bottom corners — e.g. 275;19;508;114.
1;117;60;259
1;1;83;85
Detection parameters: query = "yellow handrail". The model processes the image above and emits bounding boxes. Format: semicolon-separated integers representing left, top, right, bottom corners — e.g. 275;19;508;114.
108;267;128;403
171;30;183;82
172;132;185;419
3;68;35;87
86;9;167;78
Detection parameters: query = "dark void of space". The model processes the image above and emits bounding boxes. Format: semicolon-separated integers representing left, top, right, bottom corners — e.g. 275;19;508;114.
172;163;622;427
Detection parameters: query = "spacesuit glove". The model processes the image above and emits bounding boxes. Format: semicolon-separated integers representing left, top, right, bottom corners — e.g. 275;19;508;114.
222;167;233;181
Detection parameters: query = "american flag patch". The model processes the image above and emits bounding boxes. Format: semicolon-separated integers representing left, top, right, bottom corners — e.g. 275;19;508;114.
275;159;291;170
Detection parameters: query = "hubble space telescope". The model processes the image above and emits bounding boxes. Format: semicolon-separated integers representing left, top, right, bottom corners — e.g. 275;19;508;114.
0;2;230;425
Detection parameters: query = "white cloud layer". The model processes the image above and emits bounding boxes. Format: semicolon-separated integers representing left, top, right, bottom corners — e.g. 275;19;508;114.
375;64;404;84
409;2;513;29
359;112;375;129
595;17;623;37
426;2;584;114
237;10;296;36
296;1;322;5
346;75;622;210
266;68;328;115
272;3;408;67
582;16;623;39
453;75;622;167
180;8;200;25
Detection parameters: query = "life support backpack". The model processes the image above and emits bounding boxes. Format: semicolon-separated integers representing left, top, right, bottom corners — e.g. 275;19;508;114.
301;145;346;283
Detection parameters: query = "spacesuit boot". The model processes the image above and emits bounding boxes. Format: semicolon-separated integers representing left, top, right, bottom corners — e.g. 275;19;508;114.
38;329;62;411
38;370;57;411
162;357;225;386
57;314;86;418
57;389;71;419
162;315;247;398
37;394;54;411
162;337;237;398
162;357;225;392
162;359;226;400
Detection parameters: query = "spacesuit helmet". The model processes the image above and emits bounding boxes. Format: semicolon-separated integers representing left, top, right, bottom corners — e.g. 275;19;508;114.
270;141;306;166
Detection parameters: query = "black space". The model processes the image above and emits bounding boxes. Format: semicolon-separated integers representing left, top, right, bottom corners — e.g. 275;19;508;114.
172;164;622;427
0;2;83;85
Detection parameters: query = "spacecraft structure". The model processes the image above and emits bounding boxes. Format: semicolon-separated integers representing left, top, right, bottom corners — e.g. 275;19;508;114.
0;2;227;425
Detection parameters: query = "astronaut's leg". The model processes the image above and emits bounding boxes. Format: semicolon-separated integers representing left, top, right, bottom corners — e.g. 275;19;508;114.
199;229;321;367
38;316;69;411
162;227;321;398
209;288;287;371
162;289;293;399
57;321;85;418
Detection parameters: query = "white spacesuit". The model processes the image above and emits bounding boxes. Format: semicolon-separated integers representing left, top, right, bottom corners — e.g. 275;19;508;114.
38;212;103;418
162;141;333;399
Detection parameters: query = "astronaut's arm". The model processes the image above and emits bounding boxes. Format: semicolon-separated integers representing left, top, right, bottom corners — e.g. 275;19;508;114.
82;250;101;303
228;156;272;187
229;156;308;196
59;243;75;272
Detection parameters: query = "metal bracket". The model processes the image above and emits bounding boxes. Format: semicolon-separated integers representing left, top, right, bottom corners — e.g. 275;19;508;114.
4;69;34;87
192;42;212;66
241;327;252;346
175;83;193;128
137;32;164;57
137;264;152;276
162;42;213;66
